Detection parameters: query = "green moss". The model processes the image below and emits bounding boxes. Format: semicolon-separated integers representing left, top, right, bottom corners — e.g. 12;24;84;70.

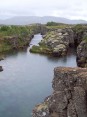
30;44;52;54
73;24;86;33
83;36;87;42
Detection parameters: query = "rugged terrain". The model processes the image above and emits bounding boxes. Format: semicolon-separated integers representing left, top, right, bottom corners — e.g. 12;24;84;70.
30;24;87;67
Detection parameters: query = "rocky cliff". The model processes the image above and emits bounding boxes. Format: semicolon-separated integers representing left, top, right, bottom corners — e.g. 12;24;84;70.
33;67;87;117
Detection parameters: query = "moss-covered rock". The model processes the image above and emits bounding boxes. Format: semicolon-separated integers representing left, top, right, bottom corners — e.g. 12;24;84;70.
53;44;67;57
30;28;74;57
30;45;52;54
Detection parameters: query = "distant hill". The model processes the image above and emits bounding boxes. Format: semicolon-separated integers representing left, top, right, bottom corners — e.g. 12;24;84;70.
0;16;87;25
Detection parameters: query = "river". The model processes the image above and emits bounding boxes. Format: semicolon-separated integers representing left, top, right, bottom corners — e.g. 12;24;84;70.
0;34;77;117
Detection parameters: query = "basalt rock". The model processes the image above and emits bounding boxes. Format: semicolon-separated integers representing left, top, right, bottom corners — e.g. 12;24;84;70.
33;67;87;117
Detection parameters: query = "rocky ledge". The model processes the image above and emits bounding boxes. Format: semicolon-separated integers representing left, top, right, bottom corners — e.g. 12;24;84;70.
33;67;87;117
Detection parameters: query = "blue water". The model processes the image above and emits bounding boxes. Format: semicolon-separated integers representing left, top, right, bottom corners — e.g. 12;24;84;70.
0;34;77;117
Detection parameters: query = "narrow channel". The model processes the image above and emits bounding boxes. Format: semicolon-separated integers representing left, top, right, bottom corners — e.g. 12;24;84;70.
0;34;77;117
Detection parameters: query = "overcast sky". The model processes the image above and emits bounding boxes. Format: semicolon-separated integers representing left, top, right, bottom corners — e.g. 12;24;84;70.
0;0;87;20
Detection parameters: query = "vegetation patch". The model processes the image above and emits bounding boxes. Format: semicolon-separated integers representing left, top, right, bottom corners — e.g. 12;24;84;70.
46;22;72;30
30;44;52;54
0;25;42;53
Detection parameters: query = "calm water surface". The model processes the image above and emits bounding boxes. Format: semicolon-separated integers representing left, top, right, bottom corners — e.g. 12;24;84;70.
0;34;77;117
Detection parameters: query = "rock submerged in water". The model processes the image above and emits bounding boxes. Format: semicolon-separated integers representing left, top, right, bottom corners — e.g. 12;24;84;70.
0;57;4;61
33;67;87;117
0;66;3;72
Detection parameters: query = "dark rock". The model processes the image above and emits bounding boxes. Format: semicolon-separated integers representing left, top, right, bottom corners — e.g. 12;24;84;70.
0;66;3;72
0;57;4;61
33;67;87;117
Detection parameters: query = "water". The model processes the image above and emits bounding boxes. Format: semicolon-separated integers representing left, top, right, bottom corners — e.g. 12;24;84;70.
0;34;77;117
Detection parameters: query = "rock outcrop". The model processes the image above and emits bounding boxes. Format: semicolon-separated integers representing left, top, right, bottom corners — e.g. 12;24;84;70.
33;67;87;117
31;28;75;57
77;40;87;67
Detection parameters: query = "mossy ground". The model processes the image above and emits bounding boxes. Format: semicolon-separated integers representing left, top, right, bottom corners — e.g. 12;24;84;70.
30;43;52;54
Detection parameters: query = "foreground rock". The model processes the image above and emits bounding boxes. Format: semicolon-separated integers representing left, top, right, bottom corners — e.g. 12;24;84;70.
33;67;87;117
77;40;87;67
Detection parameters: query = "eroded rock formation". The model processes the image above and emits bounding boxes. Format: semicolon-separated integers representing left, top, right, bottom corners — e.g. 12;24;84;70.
33;67;87;117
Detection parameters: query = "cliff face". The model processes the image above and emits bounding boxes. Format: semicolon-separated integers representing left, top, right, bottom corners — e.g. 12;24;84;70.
77;41;87;67
33;67;87;117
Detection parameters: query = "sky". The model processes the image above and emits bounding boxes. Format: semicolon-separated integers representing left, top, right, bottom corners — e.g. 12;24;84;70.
0;0;87;20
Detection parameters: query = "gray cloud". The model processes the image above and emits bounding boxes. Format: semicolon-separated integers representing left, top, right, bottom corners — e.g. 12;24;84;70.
0;0;87;20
